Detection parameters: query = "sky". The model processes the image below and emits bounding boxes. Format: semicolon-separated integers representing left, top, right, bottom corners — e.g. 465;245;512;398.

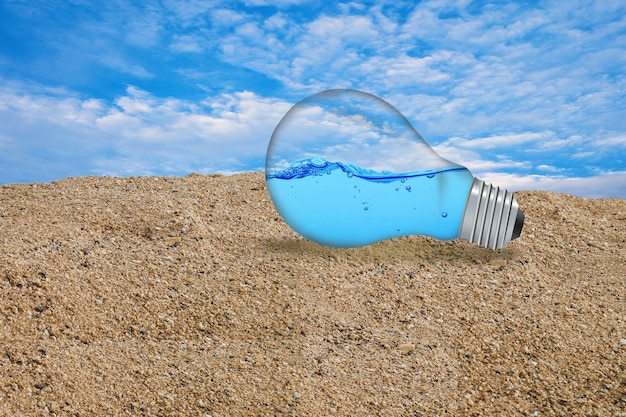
0;0;625;198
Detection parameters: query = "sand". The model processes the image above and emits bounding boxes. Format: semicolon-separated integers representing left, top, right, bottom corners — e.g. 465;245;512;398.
0;172;624;416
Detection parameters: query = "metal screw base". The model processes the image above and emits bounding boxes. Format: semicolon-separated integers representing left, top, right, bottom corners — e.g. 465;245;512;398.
458;178;524;250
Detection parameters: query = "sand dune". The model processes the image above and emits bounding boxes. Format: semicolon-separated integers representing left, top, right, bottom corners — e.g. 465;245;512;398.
1;172;624;416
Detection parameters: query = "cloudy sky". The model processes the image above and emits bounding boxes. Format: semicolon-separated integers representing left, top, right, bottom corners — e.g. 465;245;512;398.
1;0;625;198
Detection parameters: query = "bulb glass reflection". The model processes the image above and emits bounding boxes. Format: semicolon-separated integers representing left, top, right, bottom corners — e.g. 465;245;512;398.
265;89;523;249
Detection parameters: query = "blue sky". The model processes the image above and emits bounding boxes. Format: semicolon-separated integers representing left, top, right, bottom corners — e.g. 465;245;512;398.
1;0;625;198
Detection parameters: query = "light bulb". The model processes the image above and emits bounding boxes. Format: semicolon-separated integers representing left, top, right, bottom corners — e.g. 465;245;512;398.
265;89;524;250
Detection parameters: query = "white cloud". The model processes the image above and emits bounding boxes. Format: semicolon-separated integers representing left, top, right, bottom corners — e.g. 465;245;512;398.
209;8;248;27
170;34;204;53
432;141;533;174
0;82;291;182
95;88;292;174
443;132;550;150
242;0;311;6
124;11;163;48
98;54;154;78
536;164;564;172
383;53;452;84
596;134;626;147
482;171;626;199
161;0;217;22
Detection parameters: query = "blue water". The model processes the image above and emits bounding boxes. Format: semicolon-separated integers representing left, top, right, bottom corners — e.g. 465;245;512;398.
266;157;475;248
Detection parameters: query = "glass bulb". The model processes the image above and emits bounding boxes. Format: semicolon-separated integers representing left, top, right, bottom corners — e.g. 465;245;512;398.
265;89;524;250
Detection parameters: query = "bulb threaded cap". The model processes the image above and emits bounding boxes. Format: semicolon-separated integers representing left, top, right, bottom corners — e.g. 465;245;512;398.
458;178;524;250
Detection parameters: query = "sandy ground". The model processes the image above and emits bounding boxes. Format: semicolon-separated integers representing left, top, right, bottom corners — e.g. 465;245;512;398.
0;172;624;416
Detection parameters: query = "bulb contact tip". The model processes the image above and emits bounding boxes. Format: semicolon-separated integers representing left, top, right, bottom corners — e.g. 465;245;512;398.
458;178;525;250
512;209;524;240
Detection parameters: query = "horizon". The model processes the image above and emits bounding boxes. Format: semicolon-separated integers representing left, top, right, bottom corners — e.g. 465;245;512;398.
1;1;625;198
